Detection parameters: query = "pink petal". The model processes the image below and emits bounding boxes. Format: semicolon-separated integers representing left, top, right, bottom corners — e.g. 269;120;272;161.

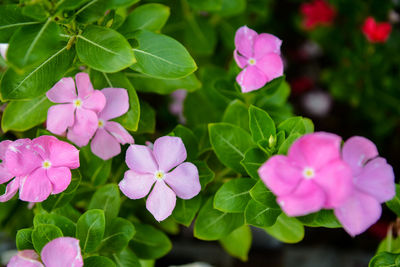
255;53;284;81
82;90;106;114
342;136;378;176
234;26;258;58
99;88;129;120
153;136;187;172
236;66;268;93
104;121;134;145
75;72;94;99
119;170;155;199
314;159;353;208
254;33;282;58
0;164;13;184
258;155;302;196
125;144;158;173
288;132;342;170
46;77;77;103
164;162;200;199
334;190;382;237
146;181;176;221
0;177;20;202
46;138;80;169
7;250;43;267
233;49;248;68
355;157;395;203
5;139;41;176
47;167;71;194
46;104;75;136
277;180;325;216
19;168;52;202
31;135;55;159
67;109;98;147
0;140;12;159
90;128;121;160
41;237;83;267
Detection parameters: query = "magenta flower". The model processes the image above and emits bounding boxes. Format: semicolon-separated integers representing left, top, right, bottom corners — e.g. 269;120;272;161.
0;136;79;203
46;72;106;147
258;132;353;216
334;136;395;236
8;237;83;267
119;136;201;221
90;88;134;160
234;26;284;92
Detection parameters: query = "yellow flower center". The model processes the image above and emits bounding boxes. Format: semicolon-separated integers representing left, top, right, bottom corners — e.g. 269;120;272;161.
154;171;164;180
248;58;256;65
302;167;315;179
98;119;105;128
42;160;52;169
73;99;82;108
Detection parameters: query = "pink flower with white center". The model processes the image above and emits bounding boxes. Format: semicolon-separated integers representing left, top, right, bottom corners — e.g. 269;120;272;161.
119;136;201;221
234;26;284;93
258;132;353;216
0;136;79;203
90;88;134;160
334;136;395;236
8;237;83;267
46;72;106;147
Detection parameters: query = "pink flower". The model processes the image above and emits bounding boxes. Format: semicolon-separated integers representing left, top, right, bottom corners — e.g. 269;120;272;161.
0;136;79;203
334;136;395;236
234;26;284;93
169;89;187;124
8;237;83;267
46;72;106;147
90;88;134;160
119;136;201;221
300;0;336;30
362;17;392;43
258;132;353;216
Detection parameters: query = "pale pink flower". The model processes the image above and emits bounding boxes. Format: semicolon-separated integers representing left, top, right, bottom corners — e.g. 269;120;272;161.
8;237;83;267
234;26;284;92
90;88;134;160
334;136;395;236
0;136;79;203
169;89;187;124
46;72;106;147
119;136;201;221
258;132;353;216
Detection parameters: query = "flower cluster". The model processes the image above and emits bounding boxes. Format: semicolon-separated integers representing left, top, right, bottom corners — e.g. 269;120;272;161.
46;72;134;160
0;136;79;203
258;132;395;236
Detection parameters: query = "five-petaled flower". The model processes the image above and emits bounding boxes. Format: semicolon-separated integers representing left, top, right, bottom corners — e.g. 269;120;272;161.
234;26;284;93
119;136;201;221
362;17;392;43
300;0;336;29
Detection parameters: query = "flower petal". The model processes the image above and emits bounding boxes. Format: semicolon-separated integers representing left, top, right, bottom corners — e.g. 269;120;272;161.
342;136;378;176
164;162;200;199
47;138;80;169
254;33;282;58
0;164;13;184
146;181;176;221
0;140;12;159
5;139;41;176
153;136;187;172
41;237;83;267
234;26;257;58
255;53;284;81
334;190;381;237
234;49;248;68
7;250;43;267
90;128;121;160
19;168;52;202
46;77;77;103
0;177;20;202
46;104;75;136
236;66;267;93
119;170;155;199
82;90;106;114
125;144;158;173
277;180;325;216
99;88;129;120
67;109;98;147
47;167;71;194
104;121;134;145
75;72;94;99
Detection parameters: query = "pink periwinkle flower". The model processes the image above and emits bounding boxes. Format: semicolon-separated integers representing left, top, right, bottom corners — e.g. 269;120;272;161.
119;136;201;221
8;237;83;267
90;88;134;160
169;89;187;124
234;26;284;93
258;132;353;216
0;136;79;203
46;72;106;147
334;136;395;236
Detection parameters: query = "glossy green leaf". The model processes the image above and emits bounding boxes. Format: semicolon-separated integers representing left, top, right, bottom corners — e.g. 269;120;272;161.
16;228;34;250
277;117;307;136
277;133;302;155
387;184;400;217
240;147;269;180
107;0;140;8
245;199;280;227
184;16;217;56
218;0;246;17
80;146;112;185
34;213;76;237
112;248;141;267
76;209;106;253
369;252;400;267
100;217;135;253
222;100;249;131
264;213;304;244
194;160;215;190
84;256;116;267
297;210;341;228
249;180;279;208
170;125;198;161
172;194;202;226
214;178;256;213
32;224;63;253
89;184;120;222
248;105;276;143
135;101;155;134
56;0;91;10
187;0;223;11
219;225;252;261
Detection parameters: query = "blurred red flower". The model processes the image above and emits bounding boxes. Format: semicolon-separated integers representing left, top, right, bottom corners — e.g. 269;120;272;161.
362;17;392;43
300;0;336;29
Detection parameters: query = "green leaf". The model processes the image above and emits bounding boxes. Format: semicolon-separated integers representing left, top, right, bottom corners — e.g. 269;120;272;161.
222;100;249;131
77;25;135;73
0;46;75;100
214;178;256;213
240;147;269;180
76;209;106;253
277;117;307;136
245;199;280;227
89;184;120;223
219;225;252;261
84;256;116;267
209;123;254;173
184;16;217;56
172;194;202;226
34;213;76;237
277;133;302;155
194;197;244;241
16;228;34;250
264;213;304;243
100;217;135;253
119;4;170;34
56;0;92;11
387;184;400;217
248;105;276;143
32;224;63;253
297;210;341;228
135;101;155;134
52;204;82;223
130;222;172;259
218;0;246;17
107;0;140;8
130;30;197;79
1;95;53;132
80;146;112;185
187;0;223;11
369;252;400;267
112;248;141;267
170;125;198;161
21;3;48;21
249;180;279;208
194;160;215;190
